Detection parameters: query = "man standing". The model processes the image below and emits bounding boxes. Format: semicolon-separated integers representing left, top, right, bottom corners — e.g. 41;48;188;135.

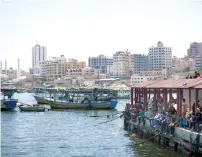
182;98;187;118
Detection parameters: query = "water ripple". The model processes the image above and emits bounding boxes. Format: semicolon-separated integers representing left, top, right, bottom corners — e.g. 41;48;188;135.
2;94;133;157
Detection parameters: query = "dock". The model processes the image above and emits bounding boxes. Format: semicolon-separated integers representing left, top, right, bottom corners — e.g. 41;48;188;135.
124;78;202;156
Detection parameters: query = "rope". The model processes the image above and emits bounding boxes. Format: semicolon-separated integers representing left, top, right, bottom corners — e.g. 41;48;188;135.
89;112;123;117
134;132;162;145
76;115;123;131
97;116;121;124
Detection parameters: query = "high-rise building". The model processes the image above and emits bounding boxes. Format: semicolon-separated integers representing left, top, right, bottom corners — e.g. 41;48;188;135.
131;54;148;74
195;55;202;70
88;54;113;74
112;50;132;78
148;41;172;70
187;42;202;58
32;44;47;68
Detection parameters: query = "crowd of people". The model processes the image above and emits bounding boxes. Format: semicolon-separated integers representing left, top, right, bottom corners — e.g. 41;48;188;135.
124;98;202;135
186;71;201;79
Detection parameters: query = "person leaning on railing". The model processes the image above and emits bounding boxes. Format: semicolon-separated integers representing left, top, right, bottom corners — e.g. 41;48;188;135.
196;108;202;132
189;112;197;130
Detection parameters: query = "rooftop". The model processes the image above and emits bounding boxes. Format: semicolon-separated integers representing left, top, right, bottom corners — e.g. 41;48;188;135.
133;78;202;89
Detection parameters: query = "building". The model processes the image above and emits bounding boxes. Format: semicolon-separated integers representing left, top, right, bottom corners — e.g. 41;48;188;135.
171;57;186;72
131;54;148;74
66;67;99;79
4;68;18;80
148;41;172;70
67;58;86;69
195;55;202;70
32;44;47;68
131;74;163;84
88;54;113;74
29;67;41;74
41;55;67;81
187;42;202;58
183;57;195;71
41;56;86;81
139;69;167;78
0;59;22;80
112;50;132;78
106;65;113;77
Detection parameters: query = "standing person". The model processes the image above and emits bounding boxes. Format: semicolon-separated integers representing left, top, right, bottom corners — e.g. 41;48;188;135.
196;108;202;131
192;102;196;113
182;98;187;118
196;100;200;109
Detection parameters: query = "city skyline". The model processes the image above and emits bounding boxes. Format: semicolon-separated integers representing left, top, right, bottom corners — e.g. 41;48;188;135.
0;0;202;70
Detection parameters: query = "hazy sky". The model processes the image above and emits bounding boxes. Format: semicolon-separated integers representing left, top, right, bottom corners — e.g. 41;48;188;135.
0;0;202;71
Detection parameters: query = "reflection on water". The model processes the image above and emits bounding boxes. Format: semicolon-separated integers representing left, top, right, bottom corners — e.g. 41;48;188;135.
1;93;182;157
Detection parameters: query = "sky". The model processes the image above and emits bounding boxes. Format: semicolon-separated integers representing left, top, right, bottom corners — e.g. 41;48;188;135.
0;0;202;71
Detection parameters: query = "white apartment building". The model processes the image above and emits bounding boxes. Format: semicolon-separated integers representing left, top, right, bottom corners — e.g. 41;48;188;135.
131;74;163;84
148;41;172;70
112;50;132;78
32;44;47;68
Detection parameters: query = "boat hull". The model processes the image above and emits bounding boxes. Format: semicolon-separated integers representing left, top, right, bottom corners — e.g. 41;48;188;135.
34;96;52;104
1;99;17;111
50;100;118;110
19;106;45;112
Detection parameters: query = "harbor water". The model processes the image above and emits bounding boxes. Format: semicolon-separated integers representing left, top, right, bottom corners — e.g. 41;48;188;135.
1;93;182;157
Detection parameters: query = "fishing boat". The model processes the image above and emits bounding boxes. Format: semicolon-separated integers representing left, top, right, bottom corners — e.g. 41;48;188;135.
19;104;45;112
49;99;118;110
1;99;18;111
33;88;118;110
1;89;18;111
34;95;54;104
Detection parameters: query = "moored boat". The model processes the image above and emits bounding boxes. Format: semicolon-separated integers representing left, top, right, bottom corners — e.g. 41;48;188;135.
49;100;118;110
19;105;45;112
33;88;118;110
1;99;18;111
34;95;54;104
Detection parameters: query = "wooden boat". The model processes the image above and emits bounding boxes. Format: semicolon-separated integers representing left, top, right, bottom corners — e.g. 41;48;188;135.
34;88;118;110
49;100;118;110
19;105;45;112
34;96;54;104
